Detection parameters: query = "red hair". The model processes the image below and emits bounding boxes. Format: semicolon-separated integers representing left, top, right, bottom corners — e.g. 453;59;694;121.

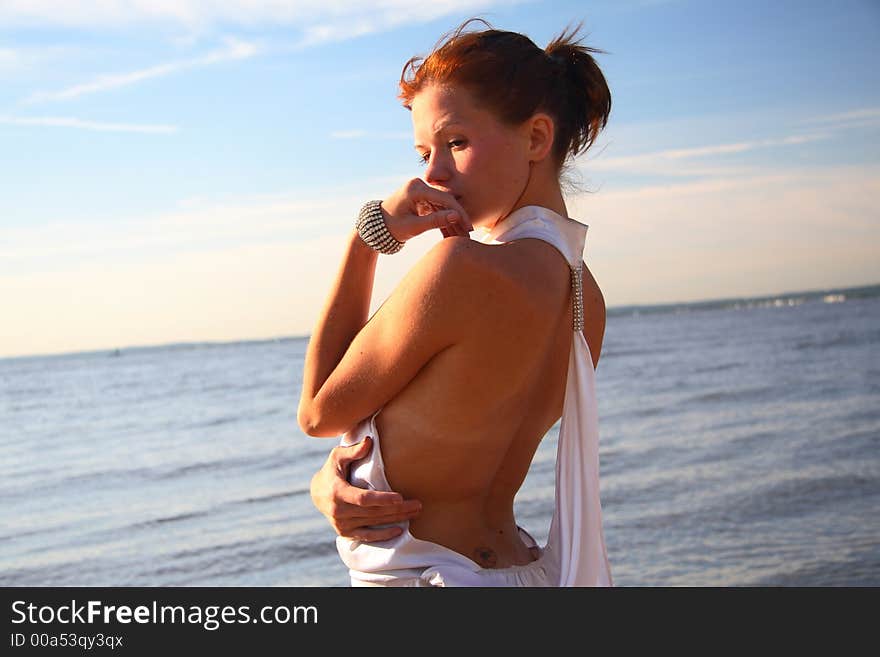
399;18;612;170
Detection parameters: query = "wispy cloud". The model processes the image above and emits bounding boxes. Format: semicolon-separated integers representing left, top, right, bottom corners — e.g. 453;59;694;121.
584;133;829;177
330;129;411;140
23;37;258;104
0;47;20;70
1;195;360;263
651;134;828;159
566;163;880;305
290;1;514;48
0;45;90;79
797;107;880;131
330;130;368;139
297;21;380;49
0;1;512;30
0;115;177;134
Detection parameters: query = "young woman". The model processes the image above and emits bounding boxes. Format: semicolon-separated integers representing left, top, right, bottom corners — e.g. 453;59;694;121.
298;18;613;586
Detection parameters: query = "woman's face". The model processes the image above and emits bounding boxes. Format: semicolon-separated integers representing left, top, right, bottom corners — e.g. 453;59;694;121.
410;83;531;229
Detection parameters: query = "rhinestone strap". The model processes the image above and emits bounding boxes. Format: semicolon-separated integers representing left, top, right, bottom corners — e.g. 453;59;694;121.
570;263;584;332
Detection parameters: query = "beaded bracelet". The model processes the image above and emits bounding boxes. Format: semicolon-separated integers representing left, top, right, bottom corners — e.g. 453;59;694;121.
355;200;404;254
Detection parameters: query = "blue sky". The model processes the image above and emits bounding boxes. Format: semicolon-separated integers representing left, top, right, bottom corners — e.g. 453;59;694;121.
1;0;878;357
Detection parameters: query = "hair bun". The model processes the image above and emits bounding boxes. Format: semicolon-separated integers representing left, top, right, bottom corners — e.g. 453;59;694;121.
544;24;612;161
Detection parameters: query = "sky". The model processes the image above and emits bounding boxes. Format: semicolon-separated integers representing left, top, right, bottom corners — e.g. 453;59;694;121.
1;0;878;358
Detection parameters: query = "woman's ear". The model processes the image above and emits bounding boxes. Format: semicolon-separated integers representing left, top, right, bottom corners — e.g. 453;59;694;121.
525;112;555;163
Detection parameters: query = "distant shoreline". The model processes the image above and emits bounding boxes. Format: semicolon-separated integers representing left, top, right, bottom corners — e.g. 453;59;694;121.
3;281;878;362
605;280;880;317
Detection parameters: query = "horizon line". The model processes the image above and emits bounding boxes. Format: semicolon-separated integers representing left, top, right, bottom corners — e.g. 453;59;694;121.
3;279;878;362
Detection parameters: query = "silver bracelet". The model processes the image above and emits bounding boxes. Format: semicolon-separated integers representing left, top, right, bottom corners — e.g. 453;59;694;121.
355;200;404;254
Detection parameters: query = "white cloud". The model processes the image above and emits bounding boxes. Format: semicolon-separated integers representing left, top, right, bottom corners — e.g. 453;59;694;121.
8;1;518;105
289;1;511;47
330;129;367;139
0;46;21;70
567;164;880;306
296;20;379;49
583;133;830;177
655;134;828;159
0;185;424;265
0;44;90;79
0;223;447;359
23;37;258;103
330;129;410;140
798;107;880;131
0;187;441;358
0;115;177;133
2;199;333;263
0;1;512;30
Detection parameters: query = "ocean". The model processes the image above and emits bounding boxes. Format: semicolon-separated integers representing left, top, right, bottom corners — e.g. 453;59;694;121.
2;283;878;587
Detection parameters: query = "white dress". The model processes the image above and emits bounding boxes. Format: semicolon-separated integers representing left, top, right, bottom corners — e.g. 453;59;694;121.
335;205;613;586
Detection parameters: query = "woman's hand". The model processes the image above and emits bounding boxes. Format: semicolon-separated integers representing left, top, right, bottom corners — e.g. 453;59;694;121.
380;178;473;242
310;437;422;542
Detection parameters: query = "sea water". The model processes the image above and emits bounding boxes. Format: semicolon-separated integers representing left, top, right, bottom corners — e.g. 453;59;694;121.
2;284;878;586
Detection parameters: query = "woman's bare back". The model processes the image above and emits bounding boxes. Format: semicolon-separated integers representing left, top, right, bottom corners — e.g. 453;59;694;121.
375;237;605;567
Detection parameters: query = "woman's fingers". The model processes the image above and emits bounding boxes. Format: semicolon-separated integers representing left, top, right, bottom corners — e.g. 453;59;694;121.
342;526;405;542
414;195;470;238
426;208;470;239
333;496;421;519
383;178;472;241
330;495;422;542
336;507;422;541
359;509;421;525
338;506;421;529
319;432;424;543
413;181;471;227
347;487;420;511
344;487;406;507
331;437;373;469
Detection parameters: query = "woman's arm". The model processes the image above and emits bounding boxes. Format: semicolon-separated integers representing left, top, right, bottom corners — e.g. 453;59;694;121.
297;181;473;437
297;229;378;432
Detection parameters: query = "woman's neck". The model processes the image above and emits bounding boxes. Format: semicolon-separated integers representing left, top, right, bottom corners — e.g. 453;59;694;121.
511;187;567;220
494;173;568;231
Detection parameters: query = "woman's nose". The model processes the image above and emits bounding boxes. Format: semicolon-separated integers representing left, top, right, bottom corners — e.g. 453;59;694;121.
424;154;450;185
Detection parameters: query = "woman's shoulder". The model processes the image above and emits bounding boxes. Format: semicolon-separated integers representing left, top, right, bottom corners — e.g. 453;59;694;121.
405;237;536;322
414;236;603;326
393;237;496;320
418;236;509;290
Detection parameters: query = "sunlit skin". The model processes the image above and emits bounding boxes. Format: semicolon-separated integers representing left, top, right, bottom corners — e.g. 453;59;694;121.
306;82;607;567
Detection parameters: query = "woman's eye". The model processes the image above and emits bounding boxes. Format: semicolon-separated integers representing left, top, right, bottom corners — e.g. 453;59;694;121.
417;140;464;165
